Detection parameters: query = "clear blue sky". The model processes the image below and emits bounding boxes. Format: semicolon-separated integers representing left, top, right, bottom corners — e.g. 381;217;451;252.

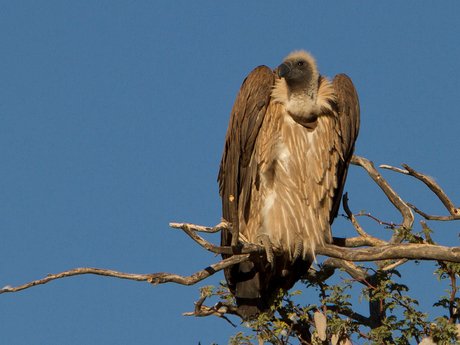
1;2;459;344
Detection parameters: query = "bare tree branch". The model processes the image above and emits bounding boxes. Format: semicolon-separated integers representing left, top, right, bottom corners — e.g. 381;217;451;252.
343;192;369;238
148;254;250;285
327;305;371;326
173;220;230;233
407;203;460;221
172;221;460;264
342;193;388;247
351;155;414;243
0;254;250;295
183;298;241;320
318;243;460;262
381;258;410;271
170;222;264;255
379;164;409;175
332;236;387;248
322;257;369;280
380;163;460;221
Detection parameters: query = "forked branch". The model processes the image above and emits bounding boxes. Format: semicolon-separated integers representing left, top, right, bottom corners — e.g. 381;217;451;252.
381;163;460;221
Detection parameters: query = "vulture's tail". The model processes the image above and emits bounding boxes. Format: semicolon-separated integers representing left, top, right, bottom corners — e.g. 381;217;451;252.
234;260;270;320
230;257;312;320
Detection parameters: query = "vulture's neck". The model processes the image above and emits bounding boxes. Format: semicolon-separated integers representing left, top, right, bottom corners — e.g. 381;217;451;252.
272;75;335;122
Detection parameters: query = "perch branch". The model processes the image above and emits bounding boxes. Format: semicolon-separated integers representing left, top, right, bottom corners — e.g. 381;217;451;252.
318;243;460;262
171;221;460;263
170;222;265;255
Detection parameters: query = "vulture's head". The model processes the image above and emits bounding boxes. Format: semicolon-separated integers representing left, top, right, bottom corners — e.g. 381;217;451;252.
277;51;318;88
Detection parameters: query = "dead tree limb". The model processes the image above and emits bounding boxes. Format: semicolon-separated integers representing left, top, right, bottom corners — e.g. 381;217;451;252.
0;254;250;295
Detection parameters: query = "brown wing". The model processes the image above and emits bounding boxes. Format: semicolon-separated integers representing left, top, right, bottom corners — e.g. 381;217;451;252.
218;65;275;239
329;74;360;223
217;65;274;296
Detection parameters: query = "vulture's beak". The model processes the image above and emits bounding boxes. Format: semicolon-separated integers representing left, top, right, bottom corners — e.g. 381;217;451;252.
277;62;291;79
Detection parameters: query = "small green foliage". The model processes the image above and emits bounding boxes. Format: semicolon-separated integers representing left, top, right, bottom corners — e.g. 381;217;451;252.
199;285;215;299
428;317;460;344
198;262;460;344
228;331;255;344
396;225;437;245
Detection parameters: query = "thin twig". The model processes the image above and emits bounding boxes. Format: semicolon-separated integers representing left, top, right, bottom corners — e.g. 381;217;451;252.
407;203;460;221
355;212;401;229
343;193;368;237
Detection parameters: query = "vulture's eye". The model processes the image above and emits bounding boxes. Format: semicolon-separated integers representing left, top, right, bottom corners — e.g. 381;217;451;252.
297;61;304;66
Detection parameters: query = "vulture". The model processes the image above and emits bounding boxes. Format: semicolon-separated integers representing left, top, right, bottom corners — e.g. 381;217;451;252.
218;51;360;319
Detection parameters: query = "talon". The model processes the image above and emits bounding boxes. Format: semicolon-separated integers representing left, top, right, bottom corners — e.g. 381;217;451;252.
238;233;249;243
257;234;275;268
292;238;303;264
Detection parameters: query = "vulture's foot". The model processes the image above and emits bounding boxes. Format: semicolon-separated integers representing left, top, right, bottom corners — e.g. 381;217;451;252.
292;237;303;264
257;234;275;269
